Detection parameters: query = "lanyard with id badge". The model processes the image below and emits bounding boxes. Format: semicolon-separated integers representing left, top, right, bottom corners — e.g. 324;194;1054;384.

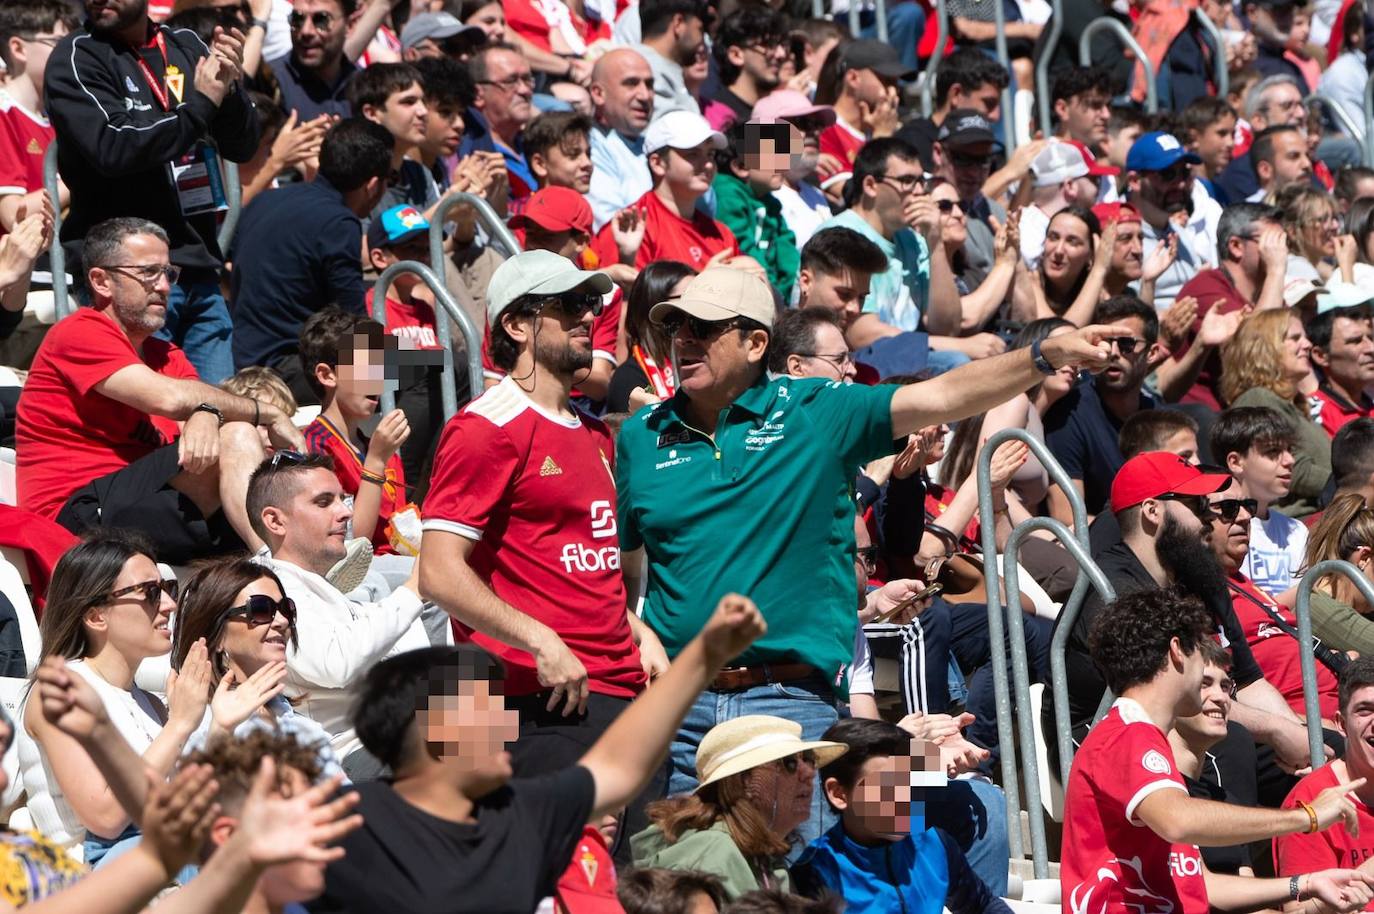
135;31;229;217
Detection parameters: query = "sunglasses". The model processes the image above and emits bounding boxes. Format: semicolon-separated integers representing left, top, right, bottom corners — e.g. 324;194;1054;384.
661;313;745;340
1156;492;1215;520
97;579;178;608
224;594;298;628
1107;336;1148;355
1151;163;1192;183
936;199;958;213
288;10;335;30
774;751;818;774
270;450;308;468
1211;497;1258;524
948;151;990;169
534;291;604;320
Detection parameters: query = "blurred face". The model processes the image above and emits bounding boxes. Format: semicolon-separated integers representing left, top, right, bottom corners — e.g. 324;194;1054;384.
1340;683;1374;781
590;50;654;136
329;339;387;421
1194;114;1236;173
1174;661;1234;748
655;141;717;196
1099;315;1152;393
288;0;347;70
1263;132;1312;191
1316;315;1374;390
1110;220;1144;280
1207;479;1253;571
420;678;521;795
89;553;176;660
745;751;816;837
420;97;464;159
840;750;934;840
476;49;534;128
1041;213;1093;286
790;321;855;382
272;467;353;571
220;577;293;676
798;266;871;331
1282;315;1314;381
1038;325;1080;398
463;1;506;41
931;183;966;248
1058;90;1110;145
93;233;173;335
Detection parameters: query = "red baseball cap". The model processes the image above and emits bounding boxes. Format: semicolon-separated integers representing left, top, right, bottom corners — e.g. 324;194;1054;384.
509;186;593;236
1110;452;1231;514
1092;202;1141;225
554;827;625;914
1067;139;1119;177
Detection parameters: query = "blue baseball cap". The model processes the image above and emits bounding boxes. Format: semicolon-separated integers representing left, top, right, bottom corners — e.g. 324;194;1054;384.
1125;131;1202;173
367;205;430;249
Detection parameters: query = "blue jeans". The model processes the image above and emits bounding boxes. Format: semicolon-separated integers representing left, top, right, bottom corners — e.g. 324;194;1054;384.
858;1;925;74
84;827;199;883
667;673;840;855
156;278;234;384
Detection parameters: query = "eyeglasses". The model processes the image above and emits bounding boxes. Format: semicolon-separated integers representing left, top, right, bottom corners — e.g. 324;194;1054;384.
1210;497;1258;524
856;545;879;575
106;263;181;286
878;173;925;195
288;10;335;30
800;350;853;370
773;751;818;774
20;33;63;46
95;579;178;608
661;313;745;340
478;73;536;91
1107;336;1148;355
224;594;298;628
1156;492;1215;521
534;291;604;320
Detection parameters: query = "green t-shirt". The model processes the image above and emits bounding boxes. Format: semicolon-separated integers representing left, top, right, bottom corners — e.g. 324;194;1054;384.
616;374;898;692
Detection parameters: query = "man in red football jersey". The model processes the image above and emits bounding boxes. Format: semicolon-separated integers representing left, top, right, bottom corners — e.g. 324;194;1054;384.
1063;587;1374;914
418;248;668;779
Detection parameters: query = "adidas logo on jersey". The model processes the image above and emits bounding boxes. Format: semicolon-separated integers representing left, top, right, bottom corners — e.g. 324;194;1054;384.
26;139;42;155
539;456;562;476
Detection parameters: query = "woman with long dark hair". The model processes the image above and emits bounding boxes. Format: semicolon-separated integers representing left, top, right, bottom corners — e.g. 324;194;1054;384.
607;261;697;413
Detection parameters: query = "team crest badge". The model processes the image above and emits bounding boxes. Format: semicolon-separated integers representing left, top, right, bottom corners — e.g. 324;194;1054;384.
578;844;598;886
165;65;184;103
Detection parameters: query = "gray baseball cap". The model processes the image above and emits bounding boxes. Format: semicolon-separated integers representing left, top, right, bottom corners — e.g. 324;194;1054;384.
400;12;485;50
487;250;613;326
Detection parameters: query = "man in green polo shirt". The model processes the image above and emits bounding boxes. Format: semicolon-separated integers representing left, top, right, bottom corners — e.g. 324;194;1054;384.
616;266;1129;840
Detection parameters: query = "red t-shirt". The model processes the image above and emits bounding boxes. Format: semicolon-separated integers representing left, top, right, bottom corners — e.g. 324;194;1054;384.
1228;573;1340;719
1175;267;1251;411
817;117;866;186
365;288;442;351
17;308;196;519
302;416;408;555
481;285;623;389
1062;699;1210;914
503;0;611;53
0;91;52;213
925;481;980;548
422;377;645;698
1312;383;1374;439
1275;764;1374;884
589;190;738;272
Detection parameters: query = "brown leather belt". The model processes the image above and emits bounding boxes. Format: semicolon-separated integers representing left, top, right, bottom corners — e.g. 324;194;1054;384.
711;663;818;692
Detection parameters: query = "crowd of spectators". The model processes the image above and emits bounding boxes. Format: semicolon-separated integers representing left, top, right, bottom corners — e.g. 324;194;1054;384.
4;0;1374;909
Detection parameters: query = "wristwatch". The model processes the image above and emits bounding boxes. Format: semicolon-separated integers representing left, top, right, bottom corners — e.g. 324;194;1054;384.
251;17;269;30
1030;338;1056;375
193;402;224;425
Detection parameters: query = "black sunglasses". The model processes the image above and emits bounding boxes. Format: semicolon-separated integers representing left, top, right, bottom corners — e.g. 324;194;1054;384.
534;291;604;320
936;199;957;213
270;450;308;468
1107;336;1148;355
1211;497;1258;524
288;9;335;30
661;313;745;340
1156;492;1215;520
224;594;298;628
97;579;178;608
774;751;819;774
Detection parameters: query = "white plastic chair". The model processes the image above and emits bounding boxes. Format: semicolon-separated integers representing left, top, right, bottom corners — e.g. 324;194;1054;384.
1028;683;1065;822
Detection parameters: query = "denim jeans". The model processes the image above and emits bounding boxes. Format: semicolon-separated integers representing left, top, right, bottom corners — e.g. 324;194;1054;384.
857;1;926;74
86;826;198;883
156;278;234;384
667;673;840;854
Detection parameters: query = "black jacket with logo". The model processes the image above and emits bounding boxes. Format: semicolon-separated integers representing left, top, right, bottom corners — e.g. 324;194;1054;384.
45;21;259;275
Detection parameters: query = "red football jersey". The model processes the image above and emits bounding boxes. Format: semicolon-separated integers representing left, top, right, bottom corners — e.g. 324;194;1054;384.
817;117;866;185
303;416;408;555
1062;699;1210;914
1276;763;1374;887
1312;385;1374;440
422;377;645;698
365;288;442;351
589;190;738;271
0;90;52;210
17;309;196;519
1227;574;1339;719
503;0;611;53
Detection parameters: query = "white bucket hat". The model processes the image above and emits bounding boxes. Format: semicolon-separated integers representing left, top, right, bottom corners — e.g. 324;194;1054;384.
694;715;848;791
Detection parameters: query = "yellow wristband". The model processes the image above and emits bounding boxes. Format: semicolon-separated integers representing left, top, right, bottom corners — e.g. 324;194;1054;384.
1300;801;1319;834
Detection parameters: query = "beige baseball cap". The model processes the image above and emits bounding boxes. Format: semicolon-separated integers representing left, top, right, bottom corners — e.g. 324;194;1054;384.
648;267;776;329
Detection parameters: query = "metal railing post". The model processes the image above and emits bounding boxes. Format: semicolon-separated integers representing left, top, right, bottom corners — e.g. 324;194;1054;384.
919;1;949;118
991;0;1017;153
874;0;888;44
812;0;823;18
1035;0;1064;137
977;426;1091;861
1295;561;1374;768
1003;517;1115;880
1366;73;1374;167
1307;94;1364;143
1080;18;1156;112
1192;8;1228;99
217;161;242;256
43;143;69;321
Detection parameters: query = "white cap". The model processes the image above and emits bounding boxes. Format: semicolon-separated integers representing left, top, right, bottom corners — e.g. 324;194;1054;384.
1031;140;1091;188
486;250;612;326
644;110;728;156
1282;277;1321;308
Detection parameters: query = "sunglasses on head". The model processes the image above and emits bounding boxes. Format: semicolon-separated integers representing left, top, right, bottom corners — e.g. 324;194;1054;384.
270;450;308;468
98;579;178;608
661;313;745;340
1211;497;1258;524
288;9;335;30
534;291;603;320
224;594;297;628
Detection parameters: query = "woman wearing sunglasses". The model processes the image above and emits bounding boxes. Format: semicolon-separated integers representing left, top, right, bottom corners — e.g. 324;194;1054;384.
1221;308;1330;518
927;179;1017;335
1300;493;1374;657
17;530;212;865
631;715;847;900
171;556;342;778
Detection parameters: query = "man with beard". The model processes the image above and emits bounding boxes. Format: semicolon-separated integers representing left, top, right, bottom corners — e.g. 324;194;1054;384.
1217;76;1307;205
1249;125;1313;201
587;48;655;231
269;0;355;119
1063;585;1371;914
1126;132;1217;309
418;249;666;776
45;0;258;383
754;91;836;248
704;6;787;131
15;217;303;562
1044;295;1164;524
1050;450;1334;786
1309;300;1374;437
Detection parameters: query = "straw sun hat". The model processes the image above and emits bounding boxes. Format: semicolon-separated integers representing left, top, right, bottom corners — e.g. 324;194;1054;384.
694;716;848;792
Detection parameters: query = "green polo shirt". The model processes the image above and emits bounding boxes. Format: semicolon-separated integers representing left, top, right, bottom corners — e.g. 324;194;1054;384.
615;373;898;693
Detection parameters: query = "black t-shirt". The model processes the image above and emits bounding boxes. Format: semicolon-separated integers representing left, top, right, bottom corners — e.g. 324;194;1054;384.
306;766;596;914
1043;378;1158;515
607;359;649;415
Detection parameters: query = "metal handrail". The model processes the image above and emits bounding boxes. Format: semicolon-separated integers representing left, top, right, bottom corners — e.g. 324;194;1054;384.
1365;72;1374;166
919;0;950;118
976;426;1090;861
1081;18;1156;112
1191;8;1228;99
1034;0;1064;137
991;0;1017;153
1003;517;1115;879
217;161;242;255
371;261;481;421
1307;93;1364;143
43;143;69;321
1294;561;1374;768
